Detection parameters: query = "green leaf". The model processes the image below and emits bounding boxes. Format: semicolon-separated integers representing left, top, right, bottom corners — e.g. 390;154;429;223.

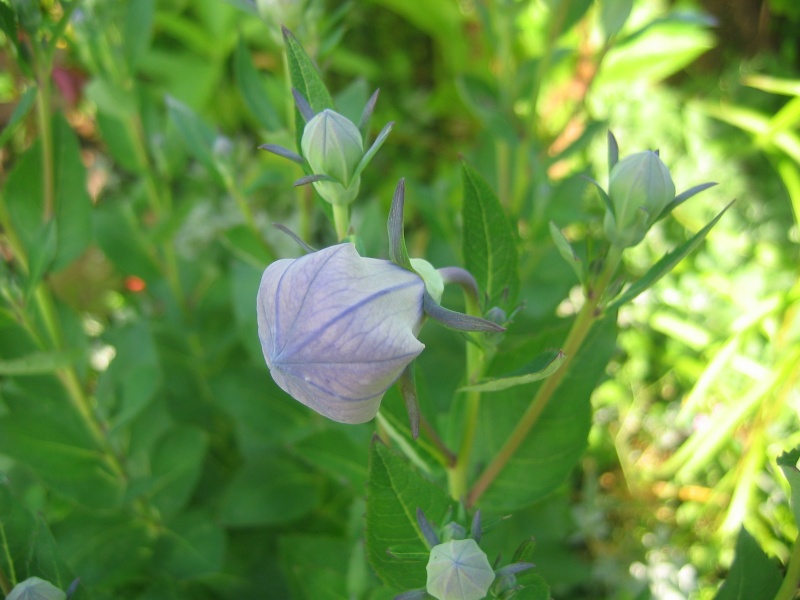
459;350;566;393
234;38;282;130
713;528;781;600
600;16;715;83
0;377;124;509
280;535;351;600
548;222;583;284
153;512;226;580
52;510;153;588
166;95;222;180
0;86;36;150
778;446;800;526
85;78;137;119
292;429;368;489
51;114;93;270
512;576;551;600
461;161;519;309
220;454;320;526
0;350;78;375
146;426;207;518
123;0;155;70
282;26;333;148
476;318;617;511
606;201;733;312
282;26;333;113
220;0;258;16
0;484;77;590
211;368;310;458
365;442;452;591
23;219;57;300
5;114;92;275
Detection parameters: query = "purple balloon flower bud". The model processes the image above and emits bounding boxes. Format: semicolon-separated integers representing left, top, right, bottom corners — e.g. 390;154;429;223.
257;243;426;424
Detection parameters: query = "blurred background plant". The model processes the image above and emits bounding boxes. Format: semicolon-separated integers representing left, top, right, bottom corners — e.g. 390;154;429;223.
0;0;798;599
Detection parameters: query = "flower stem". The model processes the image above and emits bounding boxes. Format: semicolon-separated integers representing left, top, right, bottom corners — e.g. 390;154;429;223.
467;246;622;506
447;288;485;501
333;204;350;241
774;534;800;600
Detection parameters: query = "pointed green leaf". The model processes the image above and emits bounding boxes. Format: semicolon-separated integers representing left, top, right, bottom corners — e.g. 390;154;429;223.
549;222;583;283
5;114;92;274
0;484;78;589
583;175;615;217
358;89;380;136
459;350;566;393
235;38;282;130
351;120;393;181
657;181;718;221
282;26;333;147
166;95;221;180
0;350;78;375
461;161;519;309
0;86;36;150
153;512;225;580
713;528;781;600
607;130;619;172
366;442;451;591
24;219;57;300
606;201;733;312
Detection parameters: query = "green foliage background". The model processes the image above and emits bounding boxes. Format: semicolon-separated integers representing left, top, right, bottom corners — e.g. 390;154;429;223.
0;0;798;599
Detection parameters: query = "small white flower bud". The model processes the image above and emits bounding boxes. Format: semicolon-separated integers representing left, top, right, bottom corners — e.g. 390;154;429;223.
426;539;495;600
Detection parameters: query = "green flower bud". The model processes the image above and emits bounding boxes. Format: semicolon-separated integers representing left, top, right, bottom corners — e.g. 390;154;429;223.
603;151;675;248
301;109;364;206
426;538;495;600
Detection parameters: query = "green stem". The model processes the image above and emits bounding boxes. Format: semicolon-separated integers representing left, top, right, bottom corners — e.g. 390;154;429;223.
33;286;126;482
467;246;622;506
775;533;800;600
0;521;15;591
35;67;54;222
447;290;485;500
333;204;350;241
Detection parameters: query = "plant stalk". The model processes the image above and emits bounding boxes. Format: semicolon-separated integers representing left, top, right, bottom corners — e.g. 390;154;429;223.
333;204;350;241
467;246;622;506
447;289;486;500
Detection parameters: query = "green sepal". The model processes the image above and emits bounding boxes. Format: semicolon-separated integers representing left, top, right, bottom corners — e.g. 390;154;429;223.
388;178;413;270
352;120;394;182
258;143;306;165
656;181;718;221
423;291;504;333
459;349;566;393
606;201;734;312
549;221;584;284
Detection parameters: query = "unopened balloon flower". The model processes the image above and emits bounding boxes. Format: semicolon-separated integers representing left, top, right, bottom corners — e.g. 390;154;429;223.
259;88;393;207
